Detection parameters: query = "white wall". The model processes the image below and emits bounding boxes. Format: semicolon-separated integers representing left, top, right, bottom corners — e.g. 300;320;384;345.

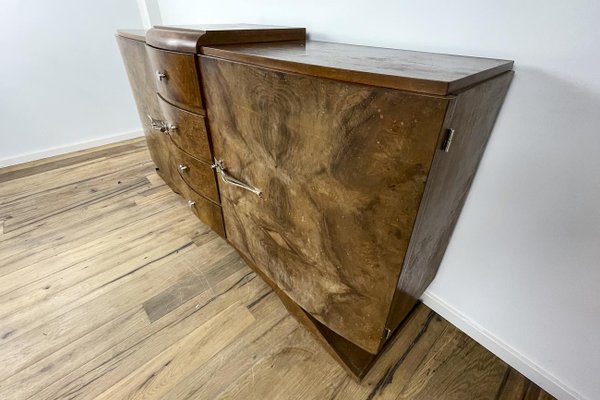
0;0;145;166
157;1;600;399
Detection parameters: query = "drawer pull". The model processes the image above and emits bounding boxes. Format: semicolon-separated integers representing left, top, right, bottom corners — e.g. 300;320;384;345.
211;159;262;198
187;200;195;208
147;115;176;134
156;70;167;81
178;164;188;173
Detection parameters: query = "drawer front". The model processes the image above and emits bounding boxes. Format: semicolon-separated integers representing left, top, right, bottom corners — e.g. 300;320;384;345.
158;96;212;162
179;183;225;238
172;147;219;204
147;46;203;112
201;56;449;354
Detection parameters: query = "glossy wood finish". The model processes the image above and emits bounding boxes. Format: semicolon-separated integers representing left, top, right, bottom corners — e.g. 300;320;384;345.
146;24;305;53
201;55;450;354
179;183;225;238
387;71;515;330
0;140;554;399
116;35;175;190
147;46;204;113
118;25;515;379
172;146;219;203
117;34;224;238
116;29;147;42
158;95;212;162
201;40;513;95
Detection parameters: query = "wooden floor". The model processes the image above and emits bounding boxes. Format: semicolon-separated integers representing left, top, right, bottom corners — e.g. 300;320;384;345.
0;138;554;400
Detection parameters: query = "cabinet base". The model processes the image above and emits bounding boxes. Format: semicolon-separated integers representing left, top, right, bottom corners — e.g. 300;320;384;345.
236;250;416;381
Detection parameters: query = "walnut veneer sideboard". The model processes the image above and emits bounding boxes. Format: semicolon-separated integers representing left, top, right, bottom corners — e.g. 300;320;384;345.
116;24;513;379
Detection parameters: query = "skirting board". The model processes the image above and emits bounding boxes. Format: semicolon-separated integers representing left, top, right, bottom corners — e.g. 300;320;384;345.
0;129;144;168
421;290;586;400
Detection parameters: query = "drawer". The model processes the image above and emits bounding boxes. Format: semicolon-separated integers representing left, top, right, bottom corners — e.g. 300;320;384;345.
146;45;204;113
158;96;212;162
172;147;219;204
179;183;225;238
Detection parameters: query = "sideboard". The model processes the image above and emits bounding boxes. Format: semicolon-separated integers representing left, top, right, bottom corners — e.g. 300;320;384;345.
117;24;513;379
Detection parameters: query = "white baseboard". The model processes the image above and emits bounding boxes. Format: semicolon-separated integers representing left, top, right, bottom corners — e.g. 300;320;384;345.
421;290;585;400
0;129;144;168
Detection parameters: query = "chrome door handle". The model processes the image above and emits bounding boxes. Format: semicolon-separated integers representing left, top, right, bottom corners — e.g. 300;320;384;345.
178;164;188;173
156;70;167;81
211;159;262;197
187;200;195;208
147;115;176;134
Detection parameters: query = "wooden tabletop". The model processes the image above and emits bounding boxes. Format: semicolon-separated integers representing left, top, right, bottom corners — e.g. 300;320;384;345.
201;40;513;95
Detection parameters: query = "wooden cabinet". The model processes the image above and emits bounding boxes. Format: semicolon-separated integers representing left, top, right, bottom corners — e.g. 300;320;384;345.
117;24;513;379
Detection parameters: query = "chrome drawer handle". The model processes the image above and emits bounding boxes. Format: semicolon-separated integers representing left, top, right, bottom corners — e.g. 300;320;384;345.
147;115;176;134
156;70;167;81
178;164;188;173
211;159;262;198
187;200;195;208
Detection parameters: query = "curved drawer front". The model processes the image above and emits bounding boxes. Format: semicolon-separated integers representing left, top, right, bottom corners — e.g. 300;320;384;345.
172;147;219;204
179;183;225;238
158;96;212;162
147;45;204;113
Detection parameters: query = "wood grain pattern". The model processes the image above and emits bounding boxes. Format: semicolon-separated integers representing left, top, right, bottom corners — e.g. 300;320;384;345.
200;55;450;353
0;139;554;400
119;35;224;236
171;145;219;203
201;40;513;95
146;24;305;53
236;251;378;379
147;45;204;113
386;71;514;331
158;95;213;162
120;27;517;383
117;35;177;191
180;182;226;238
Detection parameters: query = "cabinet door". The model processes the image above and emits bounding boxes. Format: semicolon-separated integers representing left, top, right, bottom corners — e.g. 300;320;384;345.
201;56;449;353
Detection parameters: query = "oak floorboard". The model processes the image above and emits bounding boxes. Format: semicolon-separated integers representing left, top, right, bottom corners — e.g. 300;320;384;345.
96;302;256;400
0;139;554;400
0;212;198;328
36;269;262;400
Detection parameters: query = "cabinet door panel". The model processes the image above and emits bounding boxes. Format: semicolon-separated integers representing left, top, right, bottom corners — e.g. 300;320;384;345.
201;56;448;353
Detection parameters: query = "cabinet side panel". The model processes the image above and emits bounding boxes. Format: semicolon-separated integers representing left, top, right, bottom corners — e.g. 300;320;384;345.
116;36;178;191
387;72;514;331
200;56;448;353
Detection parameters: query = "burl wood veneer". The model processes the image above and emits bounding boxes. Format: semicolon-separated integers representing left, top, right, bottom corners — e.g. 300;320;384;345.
116;24;513;379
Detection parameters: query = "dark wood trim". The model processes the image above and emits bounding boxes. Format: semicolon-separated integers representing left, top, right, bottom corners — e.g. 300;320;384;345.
146;24;306;53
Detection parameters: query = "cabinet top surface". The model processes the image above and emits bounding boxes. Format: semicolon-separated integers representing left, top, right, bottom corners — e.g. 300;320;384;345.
155;23;302;32
201;40;513;95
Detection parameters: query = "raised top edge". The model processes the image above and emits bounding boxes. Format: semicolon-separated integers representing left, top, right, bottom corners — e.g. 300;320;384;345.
117;29;147;42
145;24;306;53
200;40;514;96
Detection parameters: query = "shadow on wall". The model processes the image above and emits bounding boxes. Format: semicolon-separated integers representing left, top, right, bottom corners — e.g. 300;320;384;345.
491;66;600;269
